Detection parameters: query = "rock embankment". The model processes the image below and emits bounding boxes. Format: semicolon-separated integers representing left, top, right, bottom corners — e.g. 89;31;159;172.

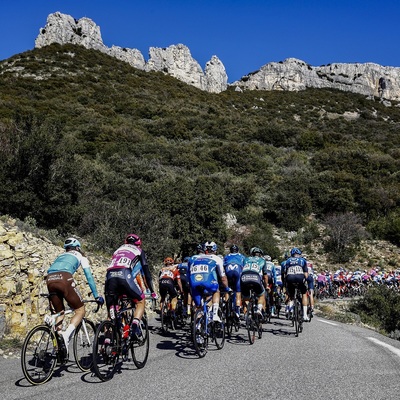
0;218;108;339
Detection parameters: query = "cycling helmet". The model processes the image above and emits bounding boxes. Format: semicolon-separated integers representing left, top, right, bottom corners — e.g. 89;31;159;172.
64;237;81;249
264;255;272;262
230;244;239;253
250;247;264;256
125;233;142;247
164;257;174;265
204;241;218;253
290;247;302;257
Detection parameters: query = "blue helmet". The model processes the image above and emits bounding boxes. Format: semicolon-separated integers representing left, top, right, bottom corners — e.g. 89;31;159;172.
290;247;302;257
64;237;81;249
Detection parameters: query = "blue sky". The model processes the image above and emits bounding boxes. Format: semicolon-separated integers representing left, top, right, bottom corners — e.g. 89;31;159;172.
1;0;400;82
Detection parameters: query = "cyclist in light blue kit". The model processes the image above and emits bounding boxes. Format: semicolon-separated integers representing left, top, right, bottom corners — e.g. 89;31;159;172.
189;241;229;322
223;244;245;319
46;238;104;354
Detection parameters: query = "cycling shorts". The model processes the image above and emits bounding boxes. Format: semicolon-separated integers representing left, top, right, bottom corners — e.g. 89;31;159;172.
307;275;315;290
190;279;219;307
46;271;84;311
105;268;144;307
286;275;307;298
159;278;178;301
240;272;265;298
226;268;241;292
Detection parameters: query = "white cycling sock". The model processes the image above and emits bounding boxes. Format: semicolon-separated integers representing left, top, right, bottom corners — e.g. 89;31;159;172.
62;323;75;347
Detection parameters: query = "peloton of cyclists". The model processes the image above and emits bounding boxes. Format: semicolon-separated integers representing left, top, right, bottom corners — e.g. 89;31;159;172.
263;254;277;317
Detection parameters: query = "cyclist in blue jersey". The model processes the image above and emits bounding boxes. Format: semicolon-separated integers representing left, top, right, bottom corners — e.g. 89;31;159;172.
282;247;309;321
223;244;245;319
189;241;229;322
241;247;269;316
105;233;157;339
305;258;315;316
264;254;277;316
46;237;104;354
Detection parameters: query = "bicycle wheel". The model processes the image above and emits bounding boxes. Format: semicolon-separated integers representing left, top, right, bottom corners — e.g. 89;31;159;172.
21;325;57;385
293;296;300;337
131;315;150;368
192;309;207;358
92;320;119;381
161;301;170;333
245;305;256;345
73;319;95;372
213;308;225;350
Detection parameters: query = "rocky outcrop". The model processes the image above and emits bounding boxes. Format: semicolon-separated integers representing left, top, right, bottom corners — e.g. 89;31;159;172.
233;58;400;101
35;12;227;93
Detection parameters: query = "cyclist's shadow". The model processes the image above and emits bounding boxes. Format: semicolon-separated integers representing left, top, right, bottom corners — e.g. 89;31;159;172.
155;326;199;359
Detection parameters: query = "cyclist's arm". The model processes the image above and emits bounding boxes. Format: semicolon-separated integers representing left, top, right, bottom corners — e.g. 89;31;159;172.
139;250;155;293
81;257;99;298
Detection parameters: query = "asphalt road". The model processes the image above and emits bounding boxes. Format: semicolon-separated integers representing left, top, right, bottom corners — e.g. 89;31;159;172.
2;313;400;400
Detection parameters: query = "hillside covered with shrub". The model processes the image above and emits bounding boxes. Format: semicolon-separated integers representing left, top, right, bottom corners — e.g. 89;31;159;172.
0;44;399;266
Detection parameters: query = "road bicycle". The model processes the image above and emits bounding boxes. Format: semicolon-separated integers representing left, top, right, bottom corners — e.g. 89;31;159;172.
291;283;304;337
92;295;149;381
174;292;189;329
305;288;313;322
274;288;284;318
192;293;225;358
245;289;263;344
21;294;99;385
222;290;240;337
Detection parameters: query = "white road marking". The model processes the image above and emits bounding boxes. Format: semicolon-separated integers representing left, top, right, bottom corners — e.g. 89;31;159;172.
367;337;400;357
318;319;338;326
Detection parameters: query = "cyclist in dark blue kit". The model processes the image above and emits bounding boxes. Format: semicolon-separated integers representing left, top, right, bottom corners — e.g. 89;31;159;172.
282;247;309;321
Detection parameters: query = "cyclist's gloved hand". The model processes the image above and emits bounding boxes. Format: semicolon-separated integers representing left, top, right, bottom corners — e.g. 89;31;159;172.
96;296;105;306
151;292;158;299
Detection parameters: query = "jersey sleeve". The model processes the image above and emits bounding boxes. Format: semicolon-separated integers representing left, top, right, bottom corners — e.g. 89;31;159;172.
81;257;99;298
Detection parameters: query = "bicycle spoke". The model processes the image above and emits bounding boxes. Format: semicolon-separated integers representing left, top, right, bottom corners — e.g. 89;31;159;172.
192;309;207;357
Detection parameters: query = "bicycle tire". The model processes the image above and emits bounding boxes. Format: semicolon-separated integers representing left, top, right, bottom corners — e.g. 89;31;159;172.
21;324;57;385
294;291;300;337
131;315;150;368
73;319;95;372
161;300;170;333
213;308;225;349
246;304;256;345
192;309;207;358
92;320;119;381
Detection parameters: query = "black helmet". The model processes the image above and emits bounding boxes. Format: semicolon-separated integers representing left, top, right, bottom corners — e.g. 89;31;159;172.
230;244;239;253
250;247;264;256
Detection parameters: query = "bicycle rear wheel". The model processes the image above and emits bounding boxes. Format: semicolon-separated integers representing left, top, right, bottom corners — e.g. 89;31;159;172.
131;315;150;368
92;320;119;381
294;295;300;337
192;309;207;358
213;309;225;349
161;301;170;333
73;319;95;372
246;306;256;345
21;325;57;385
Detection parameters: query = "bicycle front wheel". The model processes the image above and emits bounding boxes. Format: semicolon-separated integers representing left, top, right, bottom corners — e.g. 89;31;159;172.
192;309;207;358
73;319;96;372
131;316;150;368
92;320;119;381
21;325;57;385
294;298;300;337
